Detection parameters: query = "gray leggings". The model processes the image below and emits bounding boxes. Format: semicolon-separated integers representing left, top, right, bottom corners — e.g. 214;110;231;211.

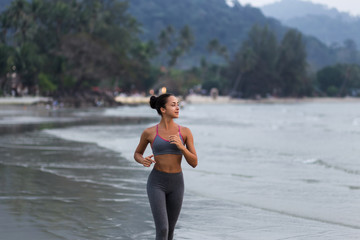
147;168;184;240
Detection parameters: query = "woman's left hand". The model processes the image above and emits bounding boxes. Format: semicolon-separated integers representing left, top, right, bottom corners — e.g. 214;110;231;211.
169;133;185;151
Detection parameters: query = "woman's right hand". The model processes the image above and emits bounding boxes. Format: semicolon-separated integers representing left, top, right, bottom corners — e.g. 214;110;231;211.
142;154;156;167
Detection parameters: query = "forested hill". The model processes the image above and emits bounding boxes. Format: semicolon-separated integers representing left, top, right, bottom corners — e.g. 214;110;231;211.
128;0;285;65
128;0;284;53
127;0;357;69
0;0;357;69
261;0;360;47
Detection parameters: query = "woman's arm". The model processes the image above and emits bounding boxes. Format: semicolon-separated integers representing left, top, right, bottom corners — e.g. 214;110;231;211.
170;127;198;168
134;129;156;167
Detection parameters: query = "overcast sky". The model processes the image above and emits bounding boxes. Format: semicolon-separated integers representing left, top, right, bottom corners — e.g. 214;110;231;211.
237;0;360;16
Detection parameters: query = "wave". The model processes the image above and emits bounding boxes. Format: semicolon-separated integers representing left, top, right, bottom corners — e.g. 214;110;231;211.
0;143;79;151
237;200;360;230
303;158;360;175
43;124;154;161
1;162;148;196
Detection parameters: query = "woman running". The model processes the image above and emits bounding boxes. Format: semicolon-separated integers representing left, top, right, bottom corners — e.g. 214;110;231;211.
134;93;198;240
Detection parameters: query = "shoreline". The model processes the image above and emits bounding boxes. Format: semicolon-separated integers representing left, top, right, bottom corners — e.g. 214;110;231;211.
0;104;156;136
185;95;360;104
113;95;360;105
1;95;360;107
0;96;52;105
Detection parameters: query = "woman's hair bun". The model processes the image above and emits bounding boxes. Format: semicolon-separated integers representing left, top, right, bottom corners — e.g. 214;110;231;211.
149;93;173;115
149;96;158;109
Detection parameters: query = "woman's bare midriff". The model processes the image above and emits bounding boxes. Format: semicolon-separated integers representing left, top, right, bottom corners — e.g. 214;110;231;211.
154;154;182;173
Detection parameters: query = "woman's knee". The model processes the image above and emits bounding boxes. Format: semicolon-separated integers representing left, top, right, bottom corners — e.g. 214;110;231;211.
157;226;168;239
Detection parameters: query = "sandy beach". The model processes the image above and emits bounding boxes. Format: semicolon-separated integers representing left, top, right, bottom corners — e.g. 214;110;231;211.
0;104;156;240
0;96;52;105
112;94;360;105
0;204;53;240
2;95;360;107
1;97;360;239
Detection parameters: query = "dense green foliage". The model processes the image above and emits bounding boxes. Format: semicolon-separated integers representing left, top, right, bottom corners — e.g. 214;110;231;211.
316;64;360;97
128;0;286;68
224;25;310;98
0;0;359;100
184;25;360;99
277;29;308;96
229;25;279;97
128;0;360;70
0;0;157;96
157;25;195;68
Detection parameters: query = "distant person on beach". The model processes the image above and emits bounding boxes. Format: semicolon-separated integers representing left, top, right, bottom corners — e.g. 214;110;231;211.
134;93;198;240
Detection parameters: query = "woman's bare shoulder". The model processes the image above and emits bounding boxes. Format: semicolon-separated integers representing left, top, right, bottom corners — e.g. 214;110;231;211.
179;125;192;134
143;125;157;136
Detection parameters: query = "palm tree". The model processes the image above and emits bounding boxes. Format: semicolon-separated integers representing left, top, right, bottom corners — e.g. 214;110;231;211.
207;38;229;83
229;46;257;98
9;0;30;44
218;46;229;62
158;25;174;50
178;25;194;53
207;39;220;55
158;25;175;67
0;11;12;44
168;25;194;68
0;44;12;93
276;29;306;96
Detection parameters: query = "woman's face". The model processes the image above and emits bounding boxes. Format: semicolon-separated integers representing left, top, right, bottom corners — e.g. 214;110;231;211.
162;95;180;118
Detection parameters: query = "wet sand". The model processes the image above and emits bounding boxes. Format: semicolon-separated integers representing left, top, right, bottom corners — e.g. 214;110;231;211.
0;104;156;239
0;204;55;240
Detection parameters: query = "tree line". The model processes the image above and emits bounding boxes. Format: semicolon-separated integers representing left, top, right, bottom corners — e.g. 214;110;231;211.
186;25;360;98
128;0;360;70
0;0;156;97
0;0;360;100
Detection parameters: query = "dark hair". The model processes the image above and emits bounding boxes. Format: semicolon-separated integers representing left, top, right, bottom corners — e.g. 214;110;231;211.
149;93;174;116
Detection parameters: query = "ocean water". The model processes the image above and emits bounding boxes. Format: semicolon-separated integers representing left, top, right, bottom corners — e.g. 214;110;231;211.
1;102;360;239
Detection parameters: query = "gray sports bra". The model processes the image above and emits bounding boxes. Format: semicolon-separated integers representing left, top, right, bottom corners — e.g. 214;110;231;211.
151;124;184;156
